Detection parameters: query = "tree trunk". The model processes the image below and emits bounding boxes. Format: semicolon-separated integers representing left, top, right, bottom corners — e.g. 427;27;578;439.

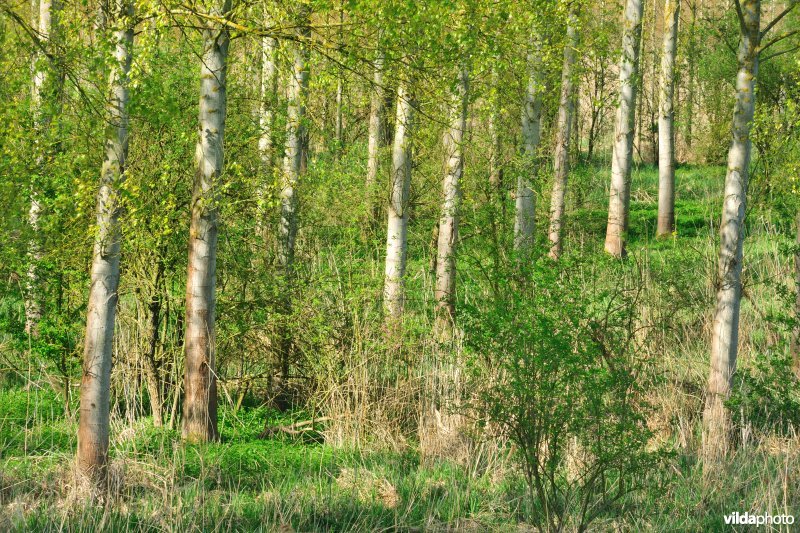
26;0;61;337
515;43;543;253
383;82;415;322
547;9;579;260
702;0;760;464
76;0;133;485
258;12;278;183
604;0;644;258
365;49;384;222
277;7;310;379
656;0;680;238
279;8;309;275
685;0;698;153
488;64;502;194
792;211;800;377
182;0;230;443
434;66;469;330
143;260;164;427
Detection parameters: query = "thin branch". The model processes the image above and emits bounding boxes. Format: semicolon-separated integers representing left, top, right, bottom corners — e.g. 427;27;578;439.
759;29;798;54
761;43;800;62
733;0;746;34
760;0;798;39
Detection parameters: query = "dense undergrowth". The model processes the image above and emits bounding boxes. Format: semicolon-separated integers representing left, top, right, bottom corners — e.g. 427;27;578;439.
2;160;799;531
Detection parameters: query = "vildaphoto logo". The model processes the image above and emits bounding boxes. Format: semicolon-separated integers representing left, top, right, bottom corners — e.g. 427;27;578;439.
723;512;795;527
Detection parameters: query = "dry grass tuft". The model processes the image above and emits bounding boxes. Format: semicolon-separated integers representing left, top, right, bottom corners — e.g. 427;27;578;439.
335;467;400;509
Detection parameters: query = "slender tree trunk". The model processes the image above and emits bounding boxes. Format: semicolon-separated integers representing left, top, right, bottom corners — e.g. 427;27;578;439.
383;82;415;322
515;43;543;253
792;211;800;377
547;9;579;260
143;260;164;427
365;49;384;221
279;9;309;275
434;66;469;330
76;0;133;485
488;64;502;193
656;0;680;238
182;0;230;443
335;76;343;154
702;0;760;464
258;12;278;184
685;0;698;153
26;0;61;337
604;0;644;258
488;111;502;191
277;8;309;378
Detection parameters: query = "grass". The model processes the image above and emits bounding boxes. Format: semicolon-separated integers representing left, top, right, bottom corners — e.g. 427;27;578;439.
2;159;799;531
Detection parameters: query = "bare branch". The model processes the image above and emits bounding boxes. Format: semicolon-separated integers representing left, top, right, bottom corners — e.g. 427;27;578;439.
760;0;798;39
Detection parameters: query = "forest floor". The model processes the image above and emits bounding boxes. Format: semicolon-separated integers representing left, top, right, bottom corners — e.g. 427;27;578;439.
2;161;799;531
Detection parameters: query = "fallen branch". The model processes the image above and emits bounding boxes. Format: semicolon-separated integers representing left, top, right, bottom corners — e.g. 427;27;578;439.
259;417;331;439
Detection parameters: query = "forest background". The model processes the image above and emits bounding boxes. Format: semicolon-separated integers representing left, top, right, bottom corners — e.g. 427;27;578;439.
1;0;800;530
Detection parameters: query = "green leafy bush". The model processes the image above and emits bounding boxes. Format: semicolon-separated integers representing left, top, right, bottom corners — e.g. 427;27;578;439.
463;256;660;531
729;350;800;436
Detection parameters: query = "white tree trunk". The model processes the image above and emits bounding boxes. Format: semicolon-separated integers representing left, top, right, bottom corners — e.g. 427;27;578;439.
702;0;760;463
279;10;309;273
604;0;644;258
435;66;469;328
515;44;543;253
76;0;133;484
547;9;579;260
383;82;415;322
365;49;384;222
258;12;277;181
182;0;230;443
366;50;383;221
656;0;680;238
26;0;61;337
335;77;344;151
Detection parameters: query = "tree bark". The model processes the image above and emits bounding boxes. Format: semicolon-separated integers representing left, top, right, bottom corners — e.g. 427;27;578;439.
547;9;579;260
365;49;384;222
604;0;644;258
143;260;164;427
182;0;230;443
685;0;698;153
488;63;502;194
279;7;310;275
656;0;680;238
702;0;760;464
258;11;278;183
434;66;469;330
26;0;61;337
383;82;415;322
515;42;543;253
76;0;133;486
277;7;309;379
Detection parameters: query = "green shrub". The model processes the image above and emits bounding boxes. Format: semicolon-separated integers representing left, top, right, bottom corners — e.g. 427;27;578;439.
463;256;661;531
